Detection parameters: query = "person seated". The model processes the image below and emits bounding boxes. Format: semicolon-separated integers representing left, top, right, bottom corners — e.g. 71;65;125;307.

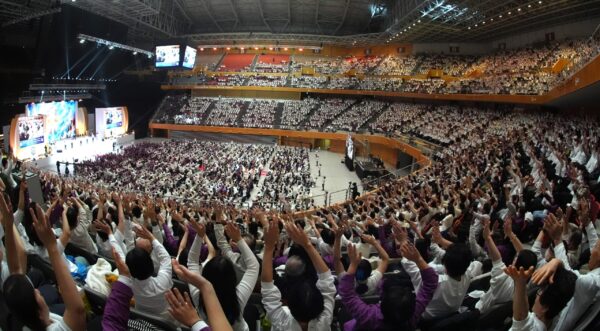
506;262;577;331
187;217;259;331
333;226;389;296
261;218;336;331
339;242;438;331
3;198;86;331
405;225;482;321
125;216;173;319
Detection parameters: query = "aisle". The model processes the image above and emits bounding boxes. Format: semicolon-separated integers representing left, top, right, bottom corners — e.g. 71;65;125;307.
308;149;364;206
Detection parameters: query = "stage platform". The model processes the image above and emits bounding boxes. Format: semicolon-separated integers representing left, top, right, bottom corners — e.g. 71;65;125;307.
25;133;135;173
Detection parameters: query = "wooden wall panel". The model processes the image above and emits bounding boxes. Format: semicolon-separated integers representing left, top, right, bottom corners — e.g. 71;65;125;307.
191;88;301;100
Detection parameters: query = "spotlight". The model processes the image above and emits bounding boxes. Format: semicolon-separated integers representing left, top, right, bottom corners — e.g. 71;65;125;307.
284;48;288;51
200;48;204;51
148;54;152;58
109;45;114;50
299;48;303;51
254;47;259;50
133;51;138;55
213;47;217;51
226;47;231;50
80;39;85;44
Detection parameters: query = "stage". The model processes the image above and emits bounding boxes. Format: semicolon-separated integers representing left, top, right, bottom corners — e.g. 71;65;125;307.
24;133;135;173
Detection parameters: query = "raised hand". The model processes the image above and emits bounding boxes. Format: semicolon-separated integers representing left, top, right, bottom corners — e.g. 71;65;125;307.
360;233;377;246
188;219;206;238
543;213;562;243
112;247;130;277
503;265;534;284
503;216;514;238
93;220;112;235
482;218;491;239
263;219;280;249
29;204;56;248
165;288;201;328
224;222;242;242
531;258;562;285
346;243;362;274
400;241;423;263
134;224;155;241
284;222;310;248
0;193;14;227
392;221;408;243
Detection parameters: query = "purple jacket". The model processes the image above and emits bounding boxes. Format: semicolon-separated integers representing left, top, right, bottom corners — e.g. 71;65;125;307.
102;279;133;331
339;267;438;331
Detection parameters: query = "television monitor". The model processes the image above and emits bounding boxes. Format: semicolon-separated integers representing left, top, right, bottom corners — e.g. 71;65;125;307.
155;45;181;68
18;115;45;148
26;100;77;143
105;108;123;129
182;46;197;69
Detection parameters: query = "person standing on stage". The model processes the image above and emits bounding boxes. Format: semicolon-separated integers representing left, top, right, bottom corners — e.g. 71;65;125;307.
56;160;61;176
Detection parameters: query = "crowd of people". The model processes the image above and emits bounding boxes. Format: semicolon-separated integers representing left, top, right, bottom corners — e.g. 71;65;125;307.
174;36;600;96
1;101;599;331
241;100;280;129
204;99;247;127
279;98;320;130
327;100;387;132
256;147;315;209
75;140;275;204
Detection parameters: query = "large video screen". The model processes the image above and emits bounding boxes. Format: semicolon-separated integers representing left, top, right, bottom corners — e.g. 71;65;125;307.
18;115;45;148
26;100;77;143
155;45;180;68
182;46;197;69
105;108;123;129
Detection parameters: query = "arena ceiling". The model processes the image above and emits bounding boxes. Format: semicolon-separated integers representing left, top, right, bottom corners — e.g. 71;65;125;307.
1;0;600;47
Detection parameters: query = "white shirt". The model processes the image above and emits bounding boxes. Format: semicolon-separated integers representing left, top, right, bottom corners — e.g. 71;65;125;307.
188;234;260;331
261;271;335;331
46;312;71;331
69;207;98;254
553;267;600;331
475;259;513;313
420;261;482;319
130;239;173;317
509;312;546;331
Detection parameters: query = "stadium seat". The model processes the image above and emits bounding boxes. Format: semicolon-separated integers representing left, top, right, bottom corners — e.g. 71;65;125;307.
420;310;480;331
476;301;513;330
84;286;107;316
27;254;56;283
65;243;99;265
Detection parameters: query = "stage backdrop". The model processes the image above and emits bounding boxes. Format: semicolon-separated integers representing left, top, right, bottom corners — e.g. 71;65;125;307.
95;106;129;137
26;100;77;143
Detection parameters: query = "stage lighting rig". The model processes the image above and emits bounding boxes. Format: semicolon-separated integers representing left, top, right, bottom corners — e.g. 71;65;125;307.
77;34;153;58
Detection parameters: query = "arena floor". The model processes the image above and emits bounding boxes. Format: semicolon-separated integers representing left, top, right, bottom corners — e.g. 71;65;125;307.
30;137;365;207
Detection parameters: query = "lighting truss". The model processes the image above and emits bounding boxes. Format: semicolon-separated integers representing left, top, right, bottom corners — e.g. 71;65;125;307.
19;93;92;104
29;83;106;91
184;32;385;47
77;33;153;58
1;7;61;27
